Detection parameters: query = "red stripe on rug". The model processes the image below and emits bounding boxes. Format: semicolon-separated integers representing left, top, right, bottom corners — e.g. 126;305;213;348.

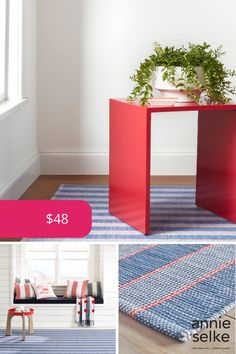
119;245;159;261
130;258;236;318
120;244;213;289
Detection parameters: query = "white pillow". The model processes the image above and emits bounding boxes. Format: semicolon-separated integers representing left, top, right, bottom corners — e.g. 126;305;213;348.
32;283;56;300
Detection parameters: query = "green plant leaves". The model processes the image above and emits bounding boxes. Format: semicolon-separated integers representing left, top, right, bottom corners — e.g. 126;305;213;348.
127;43;236;105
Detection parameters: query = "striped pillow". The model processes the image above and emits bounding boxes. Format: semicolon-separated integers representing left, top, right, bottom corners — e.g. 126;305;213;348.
87;281;102;297
64;280;88;298
15;283;35;300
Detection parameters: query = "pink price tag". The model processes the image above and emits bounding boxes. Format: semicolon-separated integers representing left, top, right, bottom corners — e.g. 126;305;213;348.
0;200;92;238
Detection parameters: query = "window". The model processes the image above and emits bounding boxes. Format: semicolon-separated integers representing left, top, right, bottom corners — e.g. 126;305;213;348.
0;0;22;103
24;244;91;285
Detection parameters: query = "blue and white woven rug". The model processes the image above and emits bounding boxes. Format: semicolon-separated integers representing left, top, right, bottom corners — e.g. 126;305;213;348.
0;329;116;353
25;185;236;241
119;244;236;342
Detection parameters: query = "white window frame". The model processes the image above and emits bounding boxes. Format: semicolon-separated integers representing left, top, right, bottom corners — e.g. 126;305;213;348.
0;0;23;114
22;244;91;286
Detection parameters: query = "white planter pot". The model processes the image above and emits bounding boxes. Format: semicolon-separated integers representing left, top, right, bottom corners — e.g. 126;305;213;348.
153;66;204;103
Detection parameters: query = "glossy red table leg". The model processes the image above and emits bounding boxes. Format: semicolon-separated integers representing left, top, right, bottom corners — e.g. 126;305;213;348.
196;110;236;223
109;100;151;234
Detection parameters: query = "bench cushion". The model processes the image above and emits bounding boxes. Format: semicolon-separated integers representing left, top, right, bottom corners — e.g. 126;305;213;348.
14;295;104;305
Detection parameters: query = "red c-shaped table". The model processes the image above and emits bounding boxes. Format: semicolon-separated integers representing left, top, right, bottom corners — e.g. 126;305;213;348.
109;99;236;235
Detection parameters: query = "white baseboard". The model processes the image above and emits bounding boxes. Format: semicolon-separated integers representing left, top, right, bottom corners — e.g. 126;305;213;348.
0;153;40;199
41;152;196;175
41;152;109;175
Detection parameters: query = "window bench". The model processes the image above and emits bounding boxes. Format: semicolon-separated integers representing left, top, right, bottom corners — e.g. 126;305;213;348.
13;284;103;305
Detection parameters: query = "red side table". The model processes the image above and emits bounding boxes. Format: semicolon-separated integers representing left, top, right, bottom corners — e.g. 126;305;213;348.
6;307;34;341
109;99;236;235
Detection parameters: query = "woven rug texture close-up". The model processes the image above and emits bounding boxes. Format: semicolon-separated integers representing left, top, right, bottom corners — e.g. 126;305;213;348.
25;185;236;241
119;244;236;342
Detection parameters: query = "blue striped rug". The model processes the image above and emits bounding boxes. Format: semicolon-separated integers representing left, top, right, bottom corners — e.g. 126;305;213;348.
25;185;236;241
119;244;236;342
0;329;116;353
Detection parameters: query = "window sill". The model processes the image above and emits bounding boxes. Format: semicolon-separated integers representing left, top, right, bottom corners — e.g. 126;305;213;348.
0;98;28;121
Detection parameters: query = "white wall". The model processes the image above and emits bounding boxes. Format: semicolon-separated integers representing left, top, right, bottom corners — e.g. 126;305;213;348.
0;0;40;199
0;245;12;328
0;244;117;329
38;0;236;175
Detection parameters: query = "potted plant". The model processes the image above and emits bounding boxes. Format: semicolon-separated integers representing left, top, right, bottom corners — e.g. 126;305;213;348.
127;42;236;105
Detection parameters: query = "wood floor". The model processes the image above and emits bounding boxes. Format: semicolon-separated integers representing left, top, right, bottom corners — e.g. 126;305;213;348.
119;310;235;354
20;175;196;200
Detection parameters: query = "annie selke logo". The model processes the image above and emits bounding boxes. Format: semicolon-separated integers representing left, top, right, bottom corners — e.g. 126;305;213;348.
190;316;233;352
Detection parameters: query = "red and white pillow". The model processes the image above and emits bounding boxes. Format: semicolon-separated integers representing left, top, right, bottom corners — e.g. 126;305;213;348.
15;283;35;300
64;280;88;298
32;283;56;300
